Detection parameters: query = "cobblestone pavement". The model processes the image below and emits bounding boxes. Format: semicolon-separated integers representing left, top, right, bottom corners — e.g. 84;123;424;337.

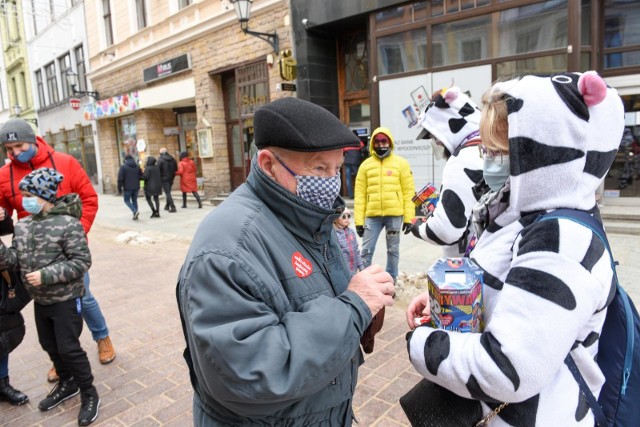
1;194;639;426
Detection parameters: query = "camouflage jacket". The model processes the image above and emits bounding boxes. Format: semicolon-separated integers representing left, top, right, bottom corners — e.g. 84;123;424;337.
0;193;91;305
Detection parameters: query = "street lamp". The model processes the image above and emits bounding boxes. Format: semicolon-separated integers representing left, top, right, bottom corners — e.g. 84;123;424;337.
229;0;279;53
12;104;38;126
65;70;99;99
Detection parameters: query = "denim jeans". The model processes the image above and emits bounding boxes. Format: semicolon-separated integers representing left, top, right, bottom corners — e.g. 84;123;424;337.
344;164;359;198
82;271;109;341
361;216;402;281
123;189;139;214
0;354;7;378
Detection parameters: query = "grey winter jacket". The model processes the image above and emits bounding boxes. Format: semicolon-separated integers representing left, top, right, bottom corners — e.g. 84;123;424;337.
0;193;91;305
177;157;372;426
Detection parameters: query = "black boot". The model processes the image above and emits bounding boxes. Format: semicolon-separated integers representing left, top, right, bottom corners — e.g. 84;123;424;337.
0;376;28;406
194;192;202;209
38;378;79;411
169;205;177;213
182;193;187;208
78;386;100;426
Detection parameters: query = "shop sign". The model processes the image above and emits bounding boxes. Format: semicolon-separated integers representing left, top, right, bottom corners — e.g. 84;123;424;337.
69;98;81;110
163;127;180;136
143;54;191;83
280;83;296;92
279;50;297;81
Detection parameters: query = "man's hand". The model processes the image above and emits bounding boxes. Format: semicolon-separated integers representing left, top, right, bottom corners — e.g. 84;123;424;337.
356;225;364;238
347;265;394;317
402;222;412;234
25;270;42;286
406;291;431;330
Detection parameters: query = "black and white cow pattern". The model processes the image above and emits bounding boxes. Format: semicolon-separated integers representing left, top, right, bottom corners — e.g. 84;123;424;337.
413;87;485;256
407;72;624;425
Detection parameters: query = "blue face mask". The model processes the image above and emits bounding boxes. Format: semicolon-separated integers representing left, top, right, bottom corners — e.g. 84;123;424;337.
272;152;341;210
15;144;36;163
483;157;511;192
22;196;43;214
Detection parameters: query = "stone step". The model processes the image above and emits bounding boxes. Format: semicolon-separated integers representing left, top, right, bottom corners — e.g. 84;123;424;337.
603;220;640;236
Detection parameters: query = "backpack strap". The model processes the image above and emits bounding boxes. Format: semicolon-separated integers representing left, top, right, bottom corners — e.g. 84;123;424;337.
537;209;623;427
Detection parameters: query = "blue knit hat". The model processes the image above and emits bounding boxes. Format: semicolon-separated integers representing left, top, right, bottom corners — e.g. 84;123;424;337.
18;168;63;202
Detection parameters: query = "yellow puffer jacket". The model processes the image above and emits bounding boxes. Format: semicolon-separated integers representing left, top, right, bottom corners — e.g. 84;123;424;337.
354;127;416;226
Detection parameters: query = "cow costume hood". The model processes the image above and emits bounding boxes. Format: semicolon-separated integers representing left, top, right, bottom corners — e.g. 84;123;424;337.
416;86;482;155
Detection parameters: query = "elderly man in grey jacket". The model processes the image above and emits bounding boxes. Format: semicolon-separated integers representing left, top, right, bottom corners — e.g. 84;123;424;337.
177;97;395;426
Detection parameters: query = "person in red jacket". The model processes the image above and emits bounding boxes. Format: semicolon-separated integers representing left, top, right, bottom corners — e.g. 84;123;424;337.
176;152;202;208
0;119;116;385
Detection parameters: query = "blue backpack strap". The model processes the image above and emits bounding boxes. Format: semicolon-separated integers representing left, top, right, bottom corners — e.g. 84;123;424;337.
537;209;622;427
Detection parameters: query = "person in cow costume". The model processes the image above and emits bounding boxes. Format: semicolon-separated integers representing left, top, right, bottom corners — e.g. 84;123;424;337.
405;71;623;426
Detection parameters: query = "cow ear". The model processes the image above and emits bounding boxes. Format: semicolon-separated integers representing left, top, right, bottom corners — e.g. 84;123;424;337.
443;88;459;104
578;71;607;107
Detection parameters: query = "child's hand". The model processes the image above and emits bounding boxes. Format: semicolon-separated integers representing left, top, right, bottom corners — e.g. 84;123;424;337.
26;271;42;286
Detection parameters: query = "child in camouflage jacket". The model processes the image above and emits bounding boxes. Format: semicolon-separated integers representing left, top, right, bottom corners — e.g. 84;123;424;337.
0;168;100;426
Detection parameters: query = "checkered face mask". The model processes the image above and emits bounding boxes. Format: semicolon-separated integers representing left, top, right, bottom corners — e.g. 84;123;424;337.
273;152;341;210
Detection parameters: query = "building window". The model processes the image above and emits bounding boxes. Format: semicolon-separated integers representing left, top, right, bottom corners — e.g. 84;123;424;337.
74;45;87;92
377;29;427;76
5;0;20;42
19;72;28;108
102;0;114;46
30;0;38;35
604;0;640;70
136;0;147;30
179;0;192;9
58;53;72;99
35;70;45;107
45;62;59;104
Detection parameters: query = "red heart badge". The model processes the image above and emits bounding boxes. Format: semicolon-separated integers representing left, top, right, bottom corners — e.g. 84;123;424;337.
291;252;313;278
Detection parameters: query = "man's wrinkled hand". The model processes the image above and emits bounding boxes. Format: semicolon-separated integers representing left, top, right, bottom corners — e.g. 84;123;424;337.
347;265;394;317
356;225;364;238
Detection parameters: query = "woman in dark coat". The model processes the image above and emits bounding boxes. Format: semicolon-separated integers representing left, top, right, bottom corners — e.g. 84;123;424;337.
143;156;163;218
176;152;202;208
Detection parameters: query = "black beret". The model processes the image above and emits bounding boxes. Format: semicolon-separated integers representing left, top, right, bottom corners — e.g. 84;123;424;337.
254;97;360;152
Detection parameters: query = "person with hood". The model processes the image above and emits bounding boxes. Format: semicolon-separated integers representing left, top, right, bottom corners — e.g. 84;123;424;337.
0;118;115;384
354;127;415;283
177;97;395;426
0;168;99;426
176;152;202;208
117;154;143;220
405;71;623;425
409;87;487;256
142;156;162;218
157;148;177;213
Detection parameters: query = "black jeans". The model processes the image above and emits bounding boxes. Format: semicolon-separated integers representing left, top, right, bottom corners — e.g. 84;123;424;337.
146;194;160;213
162;180;175;209
34;299;93;390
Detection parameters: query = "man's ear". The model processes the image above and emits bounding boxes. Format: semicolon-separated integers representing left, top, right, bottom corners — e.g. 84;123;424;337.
257;150;276;179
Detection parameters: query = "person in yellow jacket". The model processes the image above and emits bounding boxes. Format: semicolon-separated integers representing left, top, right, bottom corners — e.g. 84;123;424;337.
354;127;415;282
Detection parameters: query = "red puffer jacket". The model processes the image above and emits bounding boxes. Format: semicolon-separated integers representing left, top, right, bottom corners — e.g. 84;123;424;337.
177;157;198;193
0;136;98;234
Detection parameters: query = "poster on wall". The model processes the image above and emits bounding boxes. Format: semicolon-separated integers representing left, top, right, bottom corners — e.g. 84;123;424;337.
378;65;492;189
198;128;213;158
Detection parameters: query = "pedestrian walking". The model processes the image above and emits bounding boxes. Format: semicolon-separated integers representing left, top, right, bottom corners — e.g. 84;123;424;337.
0;168;100;426
0;118;115;384
117;154;143;220
143;156;162;218
177;97;395;426
157;148;177;212
176;152;202;208
354;126;416;283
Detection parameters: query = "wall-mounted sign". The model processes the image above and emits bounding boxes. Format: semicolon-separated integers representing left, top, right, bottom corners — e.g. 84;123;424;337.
84;91;139;120
280;83;297;92
163;127;180;136
143;53;191;83
69;98;81;110
278;50;297;81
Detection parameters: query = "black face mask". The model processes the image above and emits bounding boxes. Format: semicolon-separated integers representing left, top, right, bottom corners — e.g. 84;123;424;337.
374;146;390;157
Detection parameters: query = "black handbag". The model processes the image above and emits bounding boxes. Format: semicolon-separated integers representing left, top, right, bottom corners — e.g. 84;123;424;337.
0;269;31;314
400;379;484;427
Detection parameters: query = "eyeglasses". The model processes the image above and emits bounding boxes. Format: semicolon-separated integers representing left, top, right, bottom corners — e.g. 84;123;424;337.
341;213;351;219
478;145;504;165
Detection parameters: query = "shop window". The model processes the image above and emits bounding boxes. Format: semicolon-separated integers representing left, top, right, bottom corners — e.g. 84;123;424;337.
496;53;567;76
116;116;138;163
82;126;98;185
432;43;444;67
377;29;427;76
343;32;369;93
604;1;640;69
375;7;405;30
461;39;482;62
433;15;489;67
